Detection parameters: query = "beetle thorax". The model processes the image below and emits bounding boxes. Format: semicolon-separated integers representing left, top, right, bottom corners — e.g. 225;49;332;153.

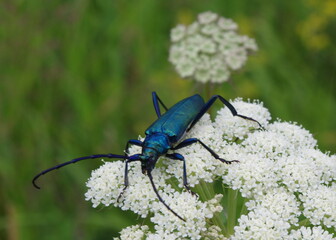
142;132;171;156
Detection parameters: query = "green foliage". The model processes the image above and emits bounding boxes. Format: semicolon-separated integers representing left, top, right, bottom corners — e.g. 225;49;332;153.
0;0;335;239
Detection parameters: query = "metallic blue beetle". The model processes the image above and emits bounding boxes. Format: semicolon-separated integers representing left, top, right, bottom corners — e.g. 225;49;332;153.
33;92;261;221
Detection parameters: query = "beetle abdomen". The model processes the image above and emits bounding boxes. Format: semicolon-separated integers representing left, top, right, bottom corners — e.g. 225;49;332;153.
146;94;204;142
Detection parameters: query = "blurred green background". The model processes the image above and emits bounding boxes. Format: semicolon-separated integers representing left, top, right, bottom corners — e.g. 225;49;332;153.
1;0;335;239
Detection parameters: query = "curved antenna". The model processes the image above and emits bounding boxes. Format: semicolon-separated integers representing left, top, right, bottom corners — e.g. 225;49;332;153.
32;154;128;189
147;171;185;222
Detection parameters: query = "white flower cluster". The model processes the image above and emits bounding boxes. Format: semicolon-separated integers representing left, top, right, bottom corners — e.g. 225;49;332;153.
85;98;336;239
86;153;223;239
169;11;258;83
115;225;149;240
288;226;335;240
301;183;336;228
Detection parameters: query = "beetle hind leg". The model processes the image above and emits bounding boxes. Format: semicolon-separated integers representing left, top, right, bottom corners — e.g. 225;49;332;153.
152;91;169;118
187;95;263;131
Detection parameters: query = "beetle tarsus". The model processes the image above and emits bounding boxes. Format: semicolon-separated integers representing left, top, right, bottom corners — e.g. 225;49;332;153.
186;188;198;199
117;186;128;202
218;158;239;164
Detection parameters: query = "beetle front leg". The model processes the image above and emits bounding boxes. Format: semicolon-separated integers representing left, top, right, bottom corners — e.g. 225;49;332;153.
119;140;143;201
172;138;239;164
117;157;141;202
165;153;197;196
124;139;143;155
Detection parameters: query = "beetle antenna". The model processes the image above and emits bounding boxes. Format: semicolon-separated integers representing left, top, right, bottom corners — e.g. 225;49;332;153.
147;172;185;222
32;154;128;189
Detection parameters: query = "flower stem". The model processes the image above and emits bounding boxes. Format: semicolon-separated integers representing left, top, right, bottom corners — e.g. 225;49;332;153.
239;197;248;216
226;188;238;236
200;180;215;199
195;181;227;234
297;218;310;227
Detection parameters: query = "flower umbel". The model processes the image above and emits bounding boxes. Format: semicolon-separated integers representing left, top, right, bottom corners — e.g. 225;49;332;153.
85;99;336;239
169;12;258;83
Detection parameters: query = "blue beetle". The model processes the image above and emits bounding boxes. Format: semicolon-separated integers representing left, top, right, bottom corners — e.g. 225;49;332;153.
33;92;262;221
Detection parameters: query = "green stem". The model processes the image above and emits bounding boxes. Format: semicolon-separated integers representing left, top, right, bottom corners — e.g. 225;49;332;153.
239;197;248;217
200;180;215;199
194;181;227;234
226;188;238;236
166;178;179;191
297;218;310;227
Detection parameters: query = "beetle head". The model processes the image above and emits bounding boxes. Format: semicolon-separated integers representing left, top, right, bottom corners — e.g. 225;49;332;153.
140;149;158;175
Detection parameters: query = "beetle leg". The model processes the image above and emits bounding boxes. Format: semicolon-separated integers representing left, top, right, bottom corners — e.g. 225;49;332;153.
119;139;143;200
166;153;197;197
152;91;169;118
117;156;141;202
124;139;143;155
173;138;239;164
187;95;263;131
120;140;143;200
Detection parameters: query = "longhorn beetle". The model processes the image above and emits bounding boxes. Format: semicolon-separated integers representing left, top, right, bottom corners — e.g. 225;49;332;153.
33;92;262;221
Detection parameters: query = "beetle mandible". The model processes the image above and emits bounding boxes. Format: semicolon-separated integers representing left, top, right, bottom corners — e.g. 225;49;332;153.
32;92;262;221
